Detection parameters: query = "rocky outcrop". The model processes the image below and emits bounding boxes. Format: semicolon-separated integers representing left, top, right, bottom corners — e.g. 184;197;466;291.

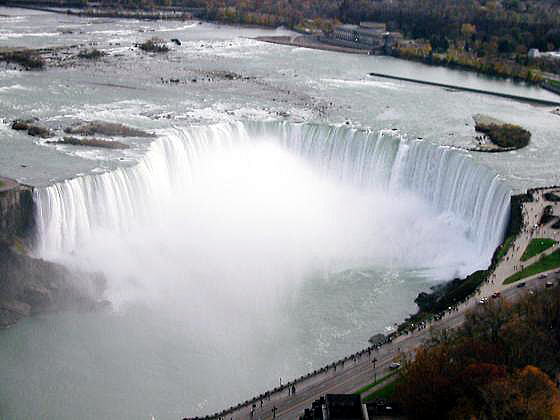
470;114;531;152
11;119;54;138
64;120;155;138
0;177;108;328
47;136;130;149
0;243;108;328
0;48;45;70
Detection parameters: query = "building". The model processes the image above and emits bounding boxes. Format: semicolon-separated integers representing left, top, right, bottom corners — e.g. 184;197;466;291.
330;24;385;50
322;22;402;54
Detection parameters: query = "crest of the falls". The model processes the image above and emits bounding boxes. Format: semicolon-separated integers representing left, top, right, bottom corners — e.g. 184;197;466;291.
33;121;511;305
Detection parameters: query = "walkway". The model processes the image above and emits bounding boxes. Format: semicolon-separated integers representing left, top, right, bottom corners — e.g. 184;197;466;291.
480;187;560;297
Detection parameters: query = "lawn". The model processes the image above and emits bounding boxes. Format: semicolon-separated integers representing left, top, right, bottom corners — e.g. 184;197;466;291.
363;378;401;402
521;238;558;261
504;250;560;285
354;371;397;395
495;235;515;261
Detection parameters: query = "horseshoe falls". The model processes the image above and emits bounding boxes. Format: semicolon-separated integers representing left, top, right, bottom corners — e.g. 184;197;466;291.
28;121;511;417
34;121;510;272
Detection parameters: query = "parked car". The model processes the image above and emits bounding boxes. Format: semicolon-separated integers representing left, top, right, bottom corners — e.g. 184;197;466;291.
389;362;401;370
516;282;526;288
538;274;548;279
545;281;554;288
491;292;501;299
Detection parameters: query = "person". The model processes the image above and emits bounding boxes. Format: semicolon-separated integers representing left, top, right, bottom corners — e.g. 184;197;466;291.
292;384;296;395
272;406;277;418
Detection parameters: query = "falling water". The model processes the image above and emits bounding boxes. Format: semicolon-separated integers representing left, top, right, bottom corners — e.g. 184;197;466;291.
34;121;511;272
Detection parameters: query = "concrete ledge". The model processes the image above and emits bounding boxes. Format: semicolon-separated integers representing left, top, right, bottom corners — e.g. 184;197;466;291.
368;72;560;106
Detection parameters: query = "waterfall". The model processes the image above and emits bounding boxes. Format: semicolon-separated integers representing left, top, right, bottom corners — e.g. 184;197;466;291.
33;121;511;275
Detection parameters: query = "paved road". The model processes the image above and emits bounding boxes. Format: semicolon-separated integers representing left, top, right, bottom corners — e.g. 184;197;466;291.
195;187;560;420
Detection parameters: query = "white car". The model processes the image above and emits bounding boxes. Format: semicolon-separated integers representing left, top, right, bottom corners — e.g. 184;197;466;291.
389;362;401;370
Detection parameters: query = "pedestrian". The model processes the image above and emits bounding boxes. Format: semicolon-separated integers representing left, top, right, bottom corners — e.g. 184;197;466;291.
292;384;296;395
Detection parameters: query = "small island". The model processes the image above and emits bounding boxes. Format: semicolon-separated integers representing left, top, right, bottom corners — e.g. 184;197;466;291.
470;114;531;152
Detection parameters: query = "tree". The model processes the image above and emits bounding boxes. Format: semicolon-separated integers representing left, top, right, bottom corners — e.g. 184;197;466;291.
480;366;560;420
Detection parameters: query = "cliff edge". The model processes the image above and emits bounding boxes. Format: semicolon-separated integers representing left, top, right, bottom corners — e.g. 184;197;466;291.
0;177;107;328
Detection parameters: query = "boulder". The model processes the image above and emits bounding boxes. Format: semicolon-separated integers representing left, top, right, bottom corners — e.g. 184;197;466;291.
11;119;31;131
27;124;53;138
11;119;54;138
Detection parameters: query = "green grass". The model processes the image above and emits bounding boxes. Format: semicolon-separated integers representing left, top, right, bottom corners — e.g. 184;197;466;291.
363;378;401;402
504;250;560;285
547;79;560;89
354;371;397;395
495;235;515;261
521;238;558;261
0;179;4;188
